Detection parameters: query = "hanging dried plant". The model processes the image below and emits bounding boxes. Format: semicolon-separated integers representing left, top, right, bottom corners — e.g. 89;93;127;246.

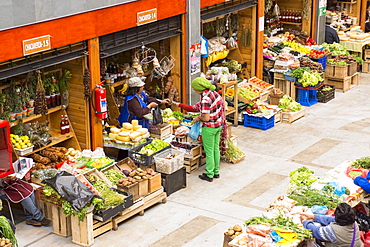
83;68;91;99
27;72;37;100
34;70;48;116
302;0;311;20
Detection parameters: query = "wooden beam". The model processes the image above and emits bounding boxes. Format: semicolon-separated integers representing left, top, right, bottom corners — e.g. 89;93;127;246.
88;37;103;150
311;0;317;40
255;0;264;78
360;0;367;31
181;14;188;106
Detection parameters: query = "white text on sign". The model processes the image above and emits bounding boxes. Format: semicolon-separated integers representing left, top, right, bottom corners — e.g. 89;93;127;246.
137;9;157;26
22;35;51;56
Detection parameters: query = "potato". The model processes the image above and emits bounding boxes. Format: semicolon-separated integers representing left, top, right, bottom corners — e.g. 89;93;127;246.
132;179;136;183
129;171;136;177
118;179;125;184
134;176;142;180
234;231;241;236
227;230;235;236
142;176;148;179
228;226;234;231
233;225;242;232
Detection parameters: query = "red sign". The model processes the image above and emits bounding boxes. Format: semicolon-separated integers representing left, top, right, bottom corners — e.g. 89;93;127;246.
22;35;51;56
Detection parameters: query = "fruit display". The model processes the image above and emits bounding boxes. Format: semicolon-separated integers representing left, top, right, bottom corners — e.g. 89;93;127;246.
306;49;325;59
282;40;311;54
248;77;272;90
10;134;33;149
244;100;275;116
139;139;170;156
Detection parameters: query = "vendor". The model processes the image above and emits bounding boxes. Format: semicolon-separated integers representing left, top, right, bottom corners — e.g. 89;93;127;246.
0;177;50;227
300;203;363;247
118;77;170;128
325;16;340;44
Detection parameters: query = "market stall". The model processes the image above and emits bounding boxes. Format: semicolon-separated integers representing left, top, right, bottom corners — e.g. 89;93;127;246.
223;157;370;247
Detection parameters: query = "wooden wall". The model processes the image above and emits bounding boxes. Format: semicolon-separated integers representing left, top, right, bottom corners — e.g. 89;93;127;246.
238;7;256;77
60;58;90;150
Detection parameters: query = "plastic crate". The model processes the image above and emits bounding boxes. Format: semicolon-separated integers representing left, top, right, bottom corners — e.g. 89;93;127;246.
243;114;275;131
311;56;327;71
154;148;185;174
283;73;297;82
317;85;335;103
128;140;171;166
297;88;318;107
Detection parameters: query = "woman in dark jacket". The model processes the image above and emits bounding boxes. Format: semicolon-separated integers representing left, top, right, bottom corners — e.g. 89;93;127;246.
118;77;169;128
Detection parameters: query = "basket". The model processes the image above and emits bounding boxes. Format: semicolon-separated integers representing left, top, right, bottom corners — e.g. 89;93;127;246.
283;73;297;82
128;140;171;166
14;146;34;156
311;56;327;71
243;114;275;131
153;148;185;174
297;88;318;107
317;85;335;103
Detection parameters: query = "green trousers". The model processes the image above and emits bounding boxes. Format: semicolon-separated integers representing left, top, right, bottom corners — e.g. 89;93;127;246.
201;126;222;178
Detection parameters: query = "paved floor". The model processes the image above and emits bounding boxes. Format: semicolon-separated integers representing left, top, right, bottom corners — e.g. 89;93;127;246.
15;73;370;247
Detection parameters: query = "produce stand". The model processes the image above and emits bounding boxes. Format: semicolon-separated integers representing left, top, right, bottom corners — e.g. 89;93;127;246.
325;72;359;92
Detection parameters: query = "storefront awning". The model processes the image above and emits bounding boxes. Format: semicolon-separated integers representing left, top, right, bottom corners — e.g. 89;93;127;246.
99;15;182;58
201;0;258;22
0;42;87;81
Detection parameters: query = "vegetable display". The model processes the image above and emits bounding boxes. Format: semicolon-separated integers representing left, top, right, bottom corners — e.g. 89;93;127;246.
139;139;170;155
322;43;349;57
351;156;370;169
0;216;17;247
278;95;302;112
298;71;323;87
103;169;125;184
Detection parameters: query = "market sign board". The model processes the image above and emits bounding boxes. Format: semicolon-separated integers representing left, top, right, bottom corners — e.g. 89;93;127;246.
137;9;157;26
22;35;51;56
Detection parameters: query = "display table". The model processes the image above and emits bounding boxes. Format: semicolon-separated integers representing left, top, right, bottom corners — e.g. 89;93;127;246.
340;40;370;57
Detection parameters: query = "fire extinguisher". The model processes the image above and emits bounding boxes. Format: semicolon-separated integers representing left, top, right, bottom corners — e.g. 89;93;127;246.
94;84;108;119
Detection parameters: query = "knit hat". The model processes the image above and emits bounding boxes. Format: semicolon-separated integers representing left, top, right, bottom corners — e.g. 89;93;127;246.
191;77;216;91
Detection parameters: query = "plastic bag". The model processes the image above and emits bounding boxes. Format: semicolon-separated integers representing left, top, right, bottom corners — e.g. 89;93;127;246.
327;181;347;197
311;205;328;215
189;121;201;140
43;171;97;211
33;168;60;180
152;107;163;125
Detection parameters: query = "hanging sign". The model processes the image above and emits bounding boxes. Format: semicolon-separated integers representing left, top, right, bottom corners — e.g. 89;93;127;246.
137;8;157;26
318;0;327;17
22;35;51;56
190;43;201;75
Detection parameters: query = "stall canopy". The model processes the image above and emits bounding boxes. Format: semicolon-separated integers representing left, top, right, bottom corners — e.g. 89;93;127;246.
0;42;87;81
201;0;258;22
99;15;182;58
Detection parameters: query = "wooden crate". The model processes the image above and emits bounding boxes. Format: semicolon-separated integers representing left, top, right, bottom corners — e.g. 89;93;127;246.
36;199;53;221
281;107;306;123
362;61;370;73
117;182;140;201
138;179;149;197
365;49;370;60
348;62;357;76
326;64;353;78
83;168;114;188
184;154;201;173
150;123;172;140
325;72;359;92
174;134;190;143
273;79;296;100
274;110;282;124
51;203;72;237
71;209;113;247
148;173;162;194
184;144;202;159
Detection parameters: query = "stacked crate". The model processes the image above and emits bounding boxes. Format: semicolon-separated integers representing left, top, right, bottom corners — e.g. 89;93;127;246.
363;49;370;73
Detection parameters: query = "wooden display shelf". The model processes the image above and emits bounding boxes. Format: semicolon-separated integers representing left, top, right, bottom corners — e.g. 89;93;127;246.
9;106;62;127
281;21;302;26
19;131;75;157
216;81;238;126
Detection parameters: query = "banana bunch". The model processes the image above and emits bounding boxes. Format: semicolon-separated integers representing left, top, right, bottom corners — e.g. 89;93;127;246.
119;83;128;94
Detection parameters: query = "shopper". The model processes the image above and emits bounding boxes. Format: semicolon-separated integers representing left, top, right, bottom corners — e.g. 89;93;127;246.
183;77;226;182
325;17;340;44
300;203;363;247
118;77;170;128
0;177;51;227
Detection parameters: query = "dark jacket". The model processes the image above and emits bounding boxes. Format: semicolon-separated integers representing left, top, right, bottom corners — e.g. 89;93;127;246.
325;25;340;44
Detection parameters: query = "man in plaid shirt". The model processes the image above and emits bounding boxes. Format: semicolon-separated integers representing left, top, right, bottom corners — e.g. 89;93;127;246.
191;77;226;182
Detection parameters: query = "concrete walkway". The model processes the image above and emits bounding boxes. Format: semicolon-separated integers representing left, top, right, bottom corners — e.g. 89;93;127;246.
16;73;370;247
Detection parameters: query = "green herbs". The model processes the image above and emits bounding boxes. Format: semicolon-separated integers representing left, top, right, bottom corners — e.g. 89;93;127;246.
288;186;341;209
327;59;347;66
225;137;245;162
103;169;125;184
270;214;312;240
351;156;370;169
244;217;272;226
